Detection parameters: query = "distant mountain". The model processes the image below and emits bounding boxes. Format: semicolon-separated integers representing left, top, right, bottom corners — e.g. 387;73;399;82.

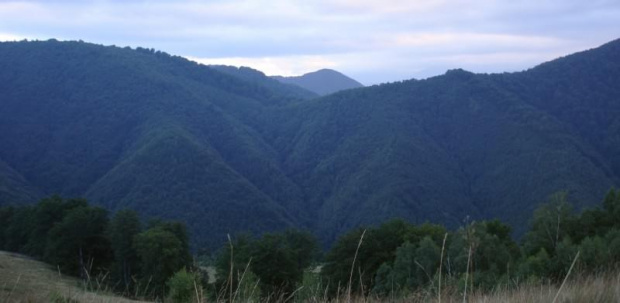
272;69;364;96
210;65;318;100
0;39;619;248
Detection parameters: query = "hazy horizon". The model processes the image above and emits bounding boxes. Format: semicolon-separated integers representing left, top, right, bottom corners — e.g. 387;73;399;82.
1;0;618;85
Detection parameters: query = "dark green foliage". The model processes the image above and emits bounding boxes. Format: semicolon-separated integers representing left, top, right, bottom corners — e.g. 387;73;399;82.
445;221;519;289
44;205;112;278
214;233;255;288
579;236;609;270
602;188;620;227
214;229;319;299
166;268;202;303
322;219;416;295
25;195;87;257
251;233;301;296
373;237;441;295
521;192;576;257
3;206;35;252
108;209;141;292
134;223;192;297
0;206;14;250
516;248;551;280
282;229;321;276
1;38;620;250
1;195;196;301
605;229;620;264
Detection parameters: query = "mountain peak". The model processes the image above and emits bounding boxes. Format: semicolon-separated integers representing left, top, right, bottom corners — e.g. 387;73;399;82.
272;69;364;96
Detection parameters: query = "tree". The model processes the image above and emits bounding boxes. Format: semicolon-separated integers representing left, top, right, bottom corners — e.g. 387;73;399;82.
166;268;203;303
522;192;576;257
0;206;14;250
579;236;609;270
251;232;299;296
214;229;319;299
134;223;192;298
283;229;320;271
45;206;112;278
214;233;255;300
108;209;141;292
392;238;440;292
3;206;35;253
603;188;620;227
25;196;87;257
323;219;415;296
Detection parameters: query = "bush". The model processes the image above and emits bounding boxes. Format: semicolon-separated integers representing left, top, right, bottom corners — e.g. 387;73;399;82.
166;268;202;303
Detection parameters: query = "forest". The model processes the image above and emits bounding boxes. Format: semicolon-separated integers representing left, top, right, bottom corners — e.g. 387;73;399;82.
1;188;619;302
1;39;620;251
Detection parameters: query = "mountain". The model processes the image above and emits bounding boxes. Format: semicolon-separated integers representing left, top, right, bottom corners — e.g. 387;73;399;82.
272;69;364;96
1;39;619;248
0;40;309;248
0;159;42;205
209;65;318;100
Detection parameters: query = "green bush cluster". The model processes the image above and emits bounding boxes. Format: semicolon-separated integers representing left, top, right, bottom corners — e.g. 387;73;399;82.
2;188;620;301
319;189;620;298
0;195;192;300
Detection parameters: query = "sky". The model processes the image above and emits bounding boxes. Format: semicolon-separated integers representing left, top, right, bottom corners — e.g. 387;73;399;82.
0;0;619;85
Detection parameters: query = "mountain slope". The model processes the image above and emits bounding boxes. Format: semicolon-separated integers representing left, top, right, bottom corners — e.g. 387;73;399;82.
210;65;318;100
272;69;364;96
0;40;307;247
0;159;42;206
0;39;619;247
271;63;619;238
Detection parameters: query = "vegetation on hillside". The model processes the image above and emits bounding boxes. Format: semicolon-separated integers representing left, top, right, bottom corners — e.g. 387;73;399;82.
0;196;191;300
271;68;364;96
1;38;619;250
1;189;620;301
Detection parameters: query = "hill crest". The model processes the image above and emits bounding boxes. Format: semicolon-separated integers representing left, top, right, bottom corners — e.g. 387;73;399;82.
272;68;364;96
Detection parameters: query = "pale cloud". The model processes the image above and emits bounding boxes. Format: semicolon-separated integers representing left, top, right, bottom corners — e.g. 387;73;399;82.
392;33;564;49
0;0;618;84
188;55;339;77
0;32;28;41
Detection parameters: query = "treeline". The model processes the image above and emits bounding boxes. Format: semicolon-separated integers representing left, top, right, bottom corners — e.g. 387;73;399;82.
0;195;192;299
2;189;620;301
318;189;620;298
208;189;620;301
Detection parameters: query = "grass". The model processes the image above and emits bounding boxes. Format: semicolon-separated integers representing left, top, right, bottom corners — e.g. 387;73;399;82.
0;251;146;303
2;249;618;302
288;272;620;303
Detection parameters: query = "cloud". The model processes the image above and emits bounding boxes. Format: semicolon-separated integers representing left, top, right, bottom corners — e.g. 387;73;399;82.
0;0;618;84
188;55;338;77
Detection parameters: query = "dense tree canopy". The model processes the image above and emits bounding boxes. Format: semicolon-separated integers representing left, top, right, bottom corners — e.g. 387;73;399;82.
2;39;620;249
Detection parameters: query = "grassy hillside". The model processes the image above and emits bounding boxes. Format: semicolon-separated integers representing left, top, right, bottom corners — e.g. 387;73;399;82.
2;247;617;302
0;39;619;247
0;251;146;302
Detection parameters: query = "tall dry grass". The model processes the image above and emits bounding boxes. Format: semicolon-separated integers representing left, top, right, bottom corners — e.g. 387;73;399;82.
0;251;146;303
3;248;619;303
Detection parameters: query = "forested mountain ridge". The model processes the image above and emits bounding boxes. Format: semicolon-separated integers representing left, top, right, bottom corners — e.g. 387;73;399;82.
209;65;319;100
272;69;364;96
0;39;618;247
0;40;307;248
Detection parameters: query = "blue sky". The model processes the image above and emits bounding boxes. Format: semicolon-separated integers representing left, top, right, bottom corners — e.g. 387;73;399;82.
1;0;619;85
